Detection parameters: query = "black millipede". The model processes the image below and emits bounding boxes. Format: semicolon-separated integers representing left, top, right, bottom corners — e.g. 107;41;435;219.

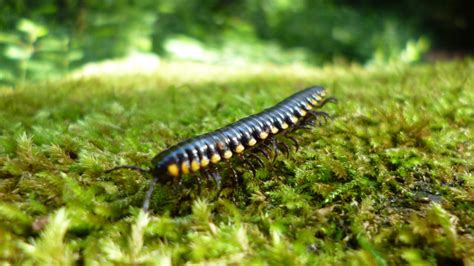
106;86;336;211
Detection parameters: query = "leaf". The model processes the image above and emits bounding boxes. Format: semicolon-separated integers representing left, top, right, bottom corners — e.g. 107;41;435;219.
66;50;84;62
17;19;48;36
0;32;21;44
37;37;66;51
4;45;32;60
17;18;48;40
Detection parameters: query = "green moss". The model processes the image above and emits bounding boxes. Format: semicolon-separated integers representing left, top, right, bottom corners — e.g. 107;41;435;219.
0;61;473;264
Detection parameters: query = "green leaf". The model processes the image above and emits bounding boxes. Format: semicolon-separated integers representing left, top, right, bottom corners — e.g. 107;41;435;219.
17;18;48;40
66;50;84;62
4;45;32;60
37;37;66;51
0;32;21;44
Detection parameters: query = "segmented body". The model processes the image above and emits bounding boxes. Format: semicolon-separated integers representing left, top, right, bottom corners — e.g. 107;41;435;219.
107;86;335;211
150;86;332;181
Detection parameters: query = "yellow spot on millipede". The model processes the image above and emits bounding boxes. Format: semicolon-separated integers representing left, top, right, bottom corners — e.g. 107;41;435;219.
306;103;313;110
300;109;307;116
224;150;233;159
259;131;269;139
271;126;279;134
235;144;245;153
181;162;189;174
281;122;289;129
248;138;257;146
315;95;322;101
201;157;210;167
290;116;298;123
191;160;200;171
167;164;179;177
211;153;221;163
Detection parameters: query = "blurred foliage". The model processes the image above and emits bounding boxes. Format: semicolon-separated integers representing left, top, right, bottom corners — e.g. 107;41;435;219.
0;0;472;84
0;18;82;84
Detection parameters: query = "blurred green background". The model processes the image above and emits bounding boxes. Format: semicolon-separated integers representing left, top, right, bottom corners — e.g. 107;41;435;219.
0;0;472;85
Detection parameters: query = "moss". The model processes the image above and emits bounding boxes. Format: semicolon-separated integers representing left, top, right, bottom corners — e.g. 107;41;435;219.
0;60;473;264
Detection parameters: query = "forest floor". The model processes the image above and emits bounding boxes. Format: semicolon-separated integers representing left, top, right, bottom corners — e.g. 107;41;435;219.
0;60;473;265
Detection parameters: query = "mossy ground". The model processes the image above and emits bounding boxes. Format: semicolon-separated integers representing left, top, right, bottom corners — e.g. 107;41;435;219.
0;60;473;265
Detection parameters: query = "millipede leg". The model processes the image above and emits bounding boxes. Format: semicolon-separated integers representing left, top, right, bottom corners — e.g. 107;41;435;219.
211;170;223;191
238;154;257;178
195;174;203;194
249;153;265;167
171;182;183;200
170;175;181;197
243;159;257;178
256;146;271;161
285;135;300;152
296;123;314;130
271;139;279;162
309;111;329;126
317;96;337;108
319;110;330;120
303;117;319;128
278;140;291;158
200;169;213;188
226;160;238;186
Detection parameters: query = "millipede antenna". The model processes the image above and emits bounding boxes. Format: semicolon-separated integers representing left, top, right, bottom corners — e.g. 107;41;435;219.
142;176;159;212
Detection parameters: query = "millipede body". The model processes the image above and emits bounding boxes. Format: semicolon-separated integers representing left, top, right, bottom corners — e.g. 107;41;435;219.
107;86;335;211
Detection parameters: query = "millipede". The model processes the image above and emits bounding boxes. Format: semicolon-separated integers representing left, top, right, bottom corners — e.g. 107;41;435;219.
106;86;336;211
